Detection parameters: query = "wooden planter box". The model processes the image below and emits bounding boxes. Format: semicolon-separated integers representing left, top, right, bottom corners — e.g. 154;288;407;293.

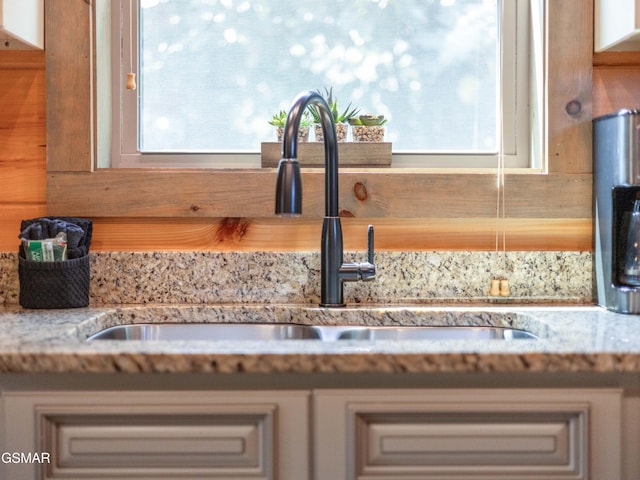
260;142;392;168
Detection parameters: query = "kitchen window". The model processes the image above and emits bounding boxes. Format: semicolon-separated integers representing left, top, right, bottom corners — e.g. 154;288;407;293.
104;0;538;169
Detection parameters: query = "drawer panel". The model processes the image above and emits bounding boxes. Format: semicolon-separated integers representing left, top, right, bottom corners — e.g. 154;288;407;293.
2;390;310;480
359;411;580;474
314;388;623;480
52;415;265;471
42;410;273;478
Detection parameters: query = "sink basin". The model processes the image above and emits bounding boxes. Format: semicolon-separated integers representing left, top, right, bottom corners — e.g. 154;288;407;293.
87;323;538;342
87;323;322;341
332;326;537;341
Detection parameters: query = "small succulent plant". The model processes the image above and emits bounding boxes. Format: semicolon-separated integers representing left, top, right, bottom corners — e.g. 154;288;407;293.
350;114;387;142
268;110;288;127
309;87;360;124
268;109;313;127
349;114;387;126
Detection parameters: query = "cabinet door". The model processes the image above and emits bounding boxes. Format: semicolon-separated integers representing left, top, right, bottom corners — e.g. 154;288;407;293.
595;0;640;51
314;388;622;480
2;390;310;480
0;0;44;49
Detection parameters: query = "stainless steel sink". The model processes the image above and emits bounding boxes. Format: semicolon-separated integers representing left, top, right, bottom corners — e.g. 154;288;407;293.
332;326;537;341
87;323;538;342
87;323;322;341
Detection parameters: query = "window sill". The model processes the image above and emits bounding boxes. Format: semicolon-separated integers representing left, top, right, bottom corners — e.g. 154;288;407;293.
47;168;589;219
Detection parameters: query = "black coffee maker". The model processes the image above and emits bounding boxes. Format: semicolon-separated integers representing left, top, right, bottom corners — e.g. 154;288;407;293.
594;109;640;313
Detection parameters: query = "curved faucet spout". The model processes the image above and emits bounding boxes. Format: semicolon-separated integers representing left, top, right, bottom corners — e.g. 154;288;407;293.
281;91;339;217
275;90;375;307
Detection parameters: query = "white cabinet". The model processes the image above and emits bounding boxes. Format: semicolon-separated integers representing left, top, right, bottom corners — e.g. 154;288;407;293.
0;0;44;50
1;387;624;480
314;388;623;480
1;390;310;480
595;0;640;51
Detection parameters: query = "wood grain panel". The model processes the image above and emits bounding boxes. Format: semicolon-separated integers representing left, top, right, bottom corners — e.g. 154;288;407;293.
260;142;392;168
47;170;592;219
0;205;48;251
0;156;44;204
0;49;47;253
593;52;640;118
593;51;640;66
86;217;590;252
45;0;92;172
546;0;593;174
593;65;640;118
0;50;44;69
0;51;46;203
0;204;592;252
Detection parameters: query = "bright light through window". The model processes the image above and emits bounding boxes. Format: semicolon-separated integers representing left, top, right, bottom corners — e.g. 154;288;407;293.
137;0;499;154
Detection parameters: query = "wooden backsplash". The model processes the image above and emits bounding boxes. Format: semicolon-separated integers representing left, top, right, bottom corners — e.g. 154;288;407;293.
1;49;636;253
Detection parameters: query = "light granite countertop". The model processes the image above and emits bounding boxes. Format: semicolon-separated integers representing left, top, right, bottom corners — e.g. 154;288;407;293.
1;303;640;374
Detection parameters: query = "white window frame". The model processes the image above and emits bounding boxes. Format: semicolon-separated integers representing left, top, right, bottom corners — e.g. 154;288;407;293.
104;0;539;170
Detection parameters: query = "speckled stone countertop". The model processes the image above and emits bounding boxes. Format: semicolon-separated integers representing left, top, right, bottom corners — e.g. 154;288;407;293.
0;250;621;375
0;251;592;305
1;303;640;375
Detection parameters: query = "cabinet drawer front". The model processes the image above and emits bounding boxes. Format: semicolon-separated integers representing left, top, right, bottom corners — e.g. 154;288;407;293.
314;388;622;480
358;412;580;475
48;413;269;475
2;390;310;480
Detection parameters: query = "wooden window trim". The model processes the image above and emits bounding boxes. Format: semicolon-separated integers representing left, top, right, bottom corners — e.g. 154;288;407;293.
45;0;592;225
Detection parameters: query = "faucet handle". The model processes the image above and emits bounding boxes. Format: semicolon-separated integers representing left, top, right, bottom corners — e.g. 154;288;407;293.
338;225;376;282
360;225;376;282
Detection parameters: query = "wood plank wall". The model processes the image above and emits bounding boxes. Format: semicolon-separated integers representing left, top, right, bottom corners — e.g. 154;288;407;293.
1;47;637;253
0;51;47;253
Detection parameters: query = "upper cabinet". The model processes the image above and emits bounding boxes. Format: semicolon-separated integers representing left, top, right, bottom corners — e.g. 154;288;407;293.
595;0;640;51
0;0;44;50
